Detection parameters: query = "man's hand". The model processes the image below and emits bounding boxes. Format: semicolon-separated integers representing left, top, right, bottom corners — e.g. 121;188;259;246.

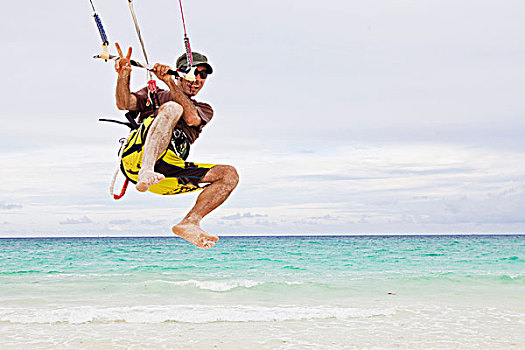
115;42;132;77
153;63;175;85
114;42;138;111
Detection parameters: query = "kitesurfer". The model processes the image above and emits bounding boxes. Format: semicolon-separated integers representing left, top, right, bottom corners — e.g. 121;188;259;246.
114;43;238;249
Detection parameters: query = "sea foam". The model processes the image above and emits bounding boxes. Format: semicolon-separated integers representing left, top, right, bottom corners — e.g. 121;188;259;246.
0;305;396;324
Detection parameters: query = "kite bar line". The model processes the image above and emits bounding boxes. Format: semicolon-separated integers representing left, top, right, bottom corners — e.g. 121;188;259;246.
178;0;193;66
89;0;110;60
127;0;150;65
127;0;153;80
177;0;196;81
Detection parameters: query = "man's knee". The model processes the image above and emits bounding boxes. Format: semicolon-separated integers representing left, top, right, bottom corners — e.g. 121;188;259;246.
213;165;239;189
158;101;183;121
224;165;239;189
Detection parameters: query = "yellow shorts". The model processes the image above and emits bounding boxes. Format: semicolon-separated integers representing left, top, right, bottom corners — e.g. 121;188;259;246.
120;117;215;195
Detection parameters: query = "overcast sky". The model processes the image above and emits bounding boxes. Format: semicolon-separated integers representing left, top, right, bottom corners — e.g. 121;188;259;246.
1;0;524;237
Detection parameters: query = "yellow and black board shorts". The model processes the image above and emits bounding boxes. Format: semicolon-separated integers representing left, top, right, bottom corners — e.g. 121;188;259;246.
120;117;215;195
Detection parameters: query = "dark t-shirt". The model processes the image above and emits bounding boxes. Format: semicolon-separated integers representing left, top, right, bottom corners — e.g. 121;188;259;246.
131;86;213;144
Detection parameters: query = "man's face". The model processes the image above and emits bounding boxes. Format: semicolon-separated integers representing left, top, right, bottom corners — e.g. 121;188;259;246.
177;65;208;97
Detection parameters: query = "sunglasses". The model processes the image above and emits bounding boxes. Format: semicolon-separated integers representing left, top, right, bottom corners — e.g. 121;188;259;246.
180;66;208;79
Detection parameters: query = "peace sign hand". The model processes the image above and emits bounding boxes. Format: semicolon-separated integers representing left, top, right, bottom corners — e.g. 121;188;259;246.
115;42;132;77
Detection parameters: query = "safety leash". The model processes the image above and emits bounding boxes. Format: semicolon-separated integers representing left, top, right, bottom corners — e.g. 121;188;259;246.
147;79;161;111
109;137;131;200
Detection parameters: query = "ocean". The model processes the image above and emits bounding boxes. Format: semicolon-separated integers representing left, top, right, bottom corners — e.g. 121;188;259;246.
0;235;523;349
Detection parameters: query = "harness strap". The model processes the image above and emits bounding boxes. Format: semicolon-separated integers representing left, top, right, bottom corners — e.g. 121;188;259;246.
101;111;140;200
109;137;131;200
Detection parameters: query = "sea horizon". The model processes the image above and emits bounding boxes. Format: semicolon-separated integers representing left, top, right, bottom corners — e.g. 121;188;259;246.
2;232;525;239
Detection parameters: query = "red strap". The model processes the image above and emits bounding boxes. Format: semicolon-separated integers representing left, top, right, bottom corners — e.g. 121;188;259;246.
113;178;130;200
148;79;158;92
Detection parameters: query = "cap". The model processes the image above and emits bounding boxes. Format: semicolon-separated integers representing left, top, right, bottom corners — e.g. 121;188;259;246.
176;52;213;74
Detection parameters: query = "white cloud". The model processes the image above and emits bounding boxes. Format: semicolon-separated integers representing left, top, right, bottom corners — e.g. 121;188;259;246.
140;219;168;226
221;212;268;220
59;216;93;225
108;219;132;225
0;203;23;210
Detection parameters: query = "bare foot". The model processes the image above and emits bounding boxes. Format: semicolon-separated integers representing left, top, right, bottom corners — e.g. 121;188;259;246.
172;223;219;249
136;169;165;192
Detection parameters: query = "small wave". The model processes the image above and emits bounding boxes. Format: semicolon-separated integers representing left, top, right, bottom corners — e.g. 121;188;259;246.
0;305;396;324
254;258;284;262
148;279;313;291
152;279;261;291
495;274;524;282
282;265;306;270
0;270;43;275
285;281;304;285
499;256;520;261
461;272;525;282
402;270;525;282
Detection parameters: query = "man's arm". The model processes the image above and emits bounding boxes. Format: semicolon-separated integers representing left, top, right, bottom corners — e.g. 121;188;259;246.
153;63;201;127
115;43;138;111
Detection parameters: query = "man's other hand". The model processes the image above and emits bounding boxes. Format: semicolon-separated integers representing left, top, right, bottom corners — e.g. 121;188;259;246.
153;63;174;85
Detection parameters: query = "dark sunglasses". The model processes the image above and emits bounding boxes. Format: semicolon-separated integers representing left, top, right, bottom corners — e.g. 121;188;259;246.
195;69;208;79
180;66;208;79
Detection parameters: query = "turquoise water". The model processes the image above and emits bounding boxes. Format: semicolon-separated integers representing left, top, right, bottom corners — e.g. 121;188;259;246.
0;235;524;349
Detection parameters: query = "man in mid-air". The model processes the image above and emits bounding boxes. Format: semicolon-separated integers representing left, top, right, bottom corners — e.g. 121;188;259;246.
114;43;238;249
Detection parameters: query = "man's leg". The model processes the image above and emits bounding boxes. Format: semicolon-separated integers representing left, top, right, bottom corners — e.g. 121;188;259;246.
136;102;183;192
172;165;239;249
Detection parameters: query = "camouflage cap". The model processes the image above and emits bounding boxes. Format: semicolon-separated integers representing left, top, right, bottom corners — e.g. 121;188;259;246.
176;52;213;74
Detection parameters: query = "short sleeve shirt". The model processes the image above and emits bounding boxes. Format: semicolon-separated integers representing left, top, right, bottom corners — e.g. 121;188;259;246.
131;86;213;144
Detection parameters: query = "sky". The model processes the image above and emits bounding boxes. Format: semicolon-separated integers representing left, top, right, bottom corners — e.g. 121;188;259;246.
1;0;524;237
